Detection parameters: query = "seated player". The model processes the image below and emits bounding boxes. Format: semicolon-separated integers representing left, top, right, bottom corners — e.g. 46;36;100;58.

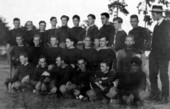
71;58;91;99
115;57;146;105
82;36;98;71
32;56;57;94
10;35;29;78
87;60;116;101
45;36;62;70
54;56;74;97
5;53;35;92
29;34;45;66
62;37;81;69
97;36;116;71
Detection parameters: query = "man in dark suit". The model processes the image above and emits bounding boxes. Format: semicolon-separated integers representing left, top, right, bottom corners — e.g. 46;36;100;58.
149;5;170;103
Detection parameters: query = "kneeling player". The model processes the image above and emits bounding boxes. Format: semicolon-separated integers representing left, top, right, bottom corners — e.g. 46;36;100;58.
116;57;146;105
87;60;116;101
32;56;57;95
71;58;91;99
54;56;74;97
5;53;35;92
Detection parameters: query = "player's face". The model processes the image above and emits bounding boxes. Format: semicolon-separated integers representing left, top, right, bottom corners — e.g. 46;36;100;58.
99;37;108;47
66;38;73;48
13;21;20;29
39;23;46;31
130;18;138;28
101;15;108;25
100;63;109;73
19;55;27;65
84;37;91;47
73;18;80;27
77;59;86;71
39;58;46;68
33;37;41;46
26;21;33;30
61;18;68;26
51;19;57;26
125;37;134;47
113;20;121;30
56;57;62;67
16;37;23;45
152;12;159;21
131;64;139;73
88;16;94;25
50;37;58;47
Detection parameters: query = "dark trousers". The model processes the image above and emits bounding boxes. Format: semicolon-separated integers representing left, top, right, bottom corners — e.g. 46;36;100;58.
149;54;169;97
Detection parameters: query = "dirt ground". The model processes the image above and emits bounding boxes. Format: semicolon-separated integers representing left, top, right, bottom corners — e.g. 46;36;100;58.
0;58;170;109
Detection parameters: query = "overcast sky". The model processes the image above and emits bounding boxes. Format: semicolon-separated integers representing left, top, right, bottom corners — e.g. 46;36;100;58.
0;0;168;32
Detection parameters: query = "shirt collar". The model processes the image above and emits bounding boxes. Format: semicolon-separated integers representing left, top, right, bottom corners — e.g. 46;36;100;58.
157;18;164;25
89;24;95;27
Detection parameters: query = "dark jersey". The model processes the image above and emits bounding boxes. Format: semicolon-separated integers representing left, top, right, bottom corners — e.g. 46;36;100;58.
70;27;86;42
45;47;62;65
62;48;81;65
81;48;98;70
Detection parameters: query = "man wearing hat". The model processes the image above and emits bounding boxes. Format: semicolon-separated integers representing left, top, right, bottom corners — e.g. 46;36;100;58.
149;5;170;103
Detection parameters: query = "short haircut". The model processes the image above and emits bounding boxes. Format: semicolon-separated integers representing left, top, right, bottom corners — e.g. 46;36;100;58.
50;35;58;40
101;12;110;18
130;56;142;66
61;15;69;21
26;21;33;25
50;17;57;21
20;52;29;58
77;57;87;63
13;18;20;22
57;55;70;65
72;15;80;21
101;59;112;69
16;34;24;39
113;17;123;23
84;35;92;41
34;33;41;39
99;36;109;41
38;55;46;61
87;14;96;19
66;37;77;45
126;34;135;40
39;20;46;25
130;14;139;21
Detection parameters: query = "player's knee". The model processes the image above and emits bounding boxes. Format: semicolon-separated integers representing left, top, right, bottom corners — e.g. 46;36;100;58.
59;85;67;94
106;87;117;99
50;87;57;94
86;89;96;99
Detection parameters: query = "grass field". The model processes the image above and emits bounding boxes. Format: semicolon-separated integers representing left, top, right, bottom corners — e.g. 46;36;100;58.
0;57;170;109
